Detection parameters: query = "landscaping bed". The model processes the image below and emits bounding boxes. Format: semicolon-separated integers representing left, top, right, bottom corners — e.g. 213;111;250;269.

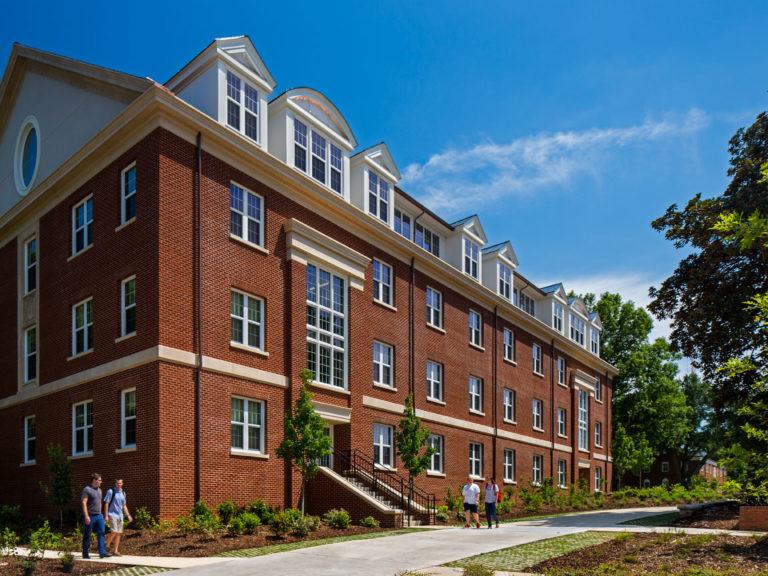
670;501;741;531
0;559;125;576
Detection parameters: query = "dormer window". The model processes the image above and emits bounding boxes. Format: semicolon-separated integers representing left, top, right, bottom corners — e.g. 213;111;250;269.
415;223;440;257
570;314;586;345
294;119;343;194
368;172;389;224
464;238;479;280
591;329;600;355
395;209;411;239
226;71;259;142
498;263;511;300
553;303;564;333
519;292;535;316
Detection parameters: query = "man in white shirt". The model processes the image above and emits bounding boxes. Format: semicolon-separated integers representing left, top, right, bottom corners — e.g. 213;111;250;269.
461;476;481;528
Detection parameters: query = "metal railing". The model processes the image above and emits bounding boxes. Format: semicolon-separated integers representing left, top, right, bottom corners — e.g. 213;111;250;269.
331;448;436;526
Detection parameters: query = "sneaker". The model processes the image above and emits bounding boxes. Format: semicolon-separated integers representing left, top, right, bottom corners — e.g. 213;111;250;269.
82;554;90;559
464;523;470;528
112;552;122;557
100;553;112;558
496;522;499;528
476;523;481;528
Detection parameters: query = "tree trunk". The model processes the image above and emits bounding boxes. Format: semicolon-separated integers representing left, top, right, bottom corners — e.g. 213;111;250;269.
300;479;305;516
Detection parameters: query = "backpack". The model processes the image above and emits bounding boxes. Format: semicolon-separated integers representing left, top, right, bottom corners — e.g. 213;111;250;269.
495;484;502;502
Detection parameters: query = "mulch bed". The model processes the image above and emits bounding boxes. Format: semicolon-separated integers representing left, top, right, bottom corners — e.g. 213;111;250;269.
670;502;741;531
0;559;124;576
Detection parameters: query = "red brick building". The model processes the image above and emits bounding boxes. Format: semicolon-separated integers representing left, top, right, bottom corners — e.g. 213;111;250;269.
0;38;617;522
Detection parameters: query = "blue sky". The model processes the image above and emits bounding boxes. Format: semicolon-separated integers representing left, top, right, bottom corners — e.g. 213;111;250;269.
3;1;767;346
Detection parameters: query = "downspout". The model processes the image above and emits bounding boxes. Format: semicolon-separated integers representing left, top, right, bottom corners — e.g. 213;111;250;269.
410;257;416;400
605;370;611;491
550;339;555;480
194;132;202;503
492;307;498;481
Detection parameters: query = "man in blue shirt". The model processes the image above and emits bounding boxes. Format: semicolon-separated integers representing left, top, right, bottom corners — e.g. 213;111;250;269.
103;478;133;556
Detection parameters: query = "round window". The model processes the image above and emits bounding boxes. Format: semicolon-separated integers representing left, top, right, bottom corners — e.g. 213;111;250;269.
15;116;41;195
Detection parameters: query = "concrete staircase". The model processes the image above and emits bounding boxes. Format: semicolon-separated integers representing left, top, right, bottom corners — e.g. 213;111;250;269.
343;475;423;526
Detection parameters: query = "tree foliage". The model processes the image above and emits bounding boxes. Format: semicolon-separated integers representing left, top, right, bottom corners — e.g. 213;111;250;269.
394;393;435;482
276;369;332;514
39;443;75;529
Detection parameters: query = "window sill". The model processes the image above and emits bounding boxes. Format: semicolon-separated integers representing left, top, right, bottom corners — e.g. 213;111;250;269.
23;379;38;387
426;397;445;406
557;433;568;439
310;382;351;395
23;288;37;298
533;371;545;379
19;461;36;467
503;480;517;486
579;449;590;454
502;418;517;425
595;443;603;449
115;446;136;454
114;217;136;233
557;382;569;388
69;452;93;460
67;244;93;262
373;300;397;313
595;399;604;405
426;323;445;334
470;475;485;482
533;427;545;434
67;349;93;361
230;342;269;357
230;234;269;255
503;358;517;366
115;332;136;344
374;464;397;472
230;450;269;460
469;342;485;352
469;409;485;417
427;471;446;478
373;382;397;392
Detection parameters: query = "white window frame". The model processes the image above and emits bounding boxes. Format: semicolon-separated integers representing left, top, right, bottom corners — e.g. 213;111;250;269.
578;389;589;450
293;118;343;195
373;260;392;306
72;400;93;456
226;70;259;142
426;287;442;328
469;376;483;413
24;236;37;294
519;292;535;315
373;341;393;388
595;421;602;447
121;388;136;449
121;163;136;224
469;309;482;347
532;399;543;430
306;264;347;388
532;343;543;375
414;222;440;257
498;263;511;300
394;209;411;240
661;461;669;473
532;454;543;485
557;459;567;488
230;289;264;351
503;328;515;362
24;325;37;383
591;329;600;355
428;434;443;473
231;396;264;454
557;408;566;437
595;467;603;492
24;415;36;464
557;357;566;386
503;388;515;422
367;171;390;224
570;314;586;345
121;276;136;337
426;360;443;402
463;238;479;280
469;442;483;478
230;183;264;247
373;423;394;468
72;298;93;356
553;302;564;333
72;196;93;255
595;378;602;402
503;449;515;482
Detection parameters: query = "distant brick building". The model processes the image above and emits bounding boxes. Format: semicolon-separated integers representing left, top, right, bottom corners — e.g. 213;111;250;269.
0;37;617;522
621;455;727;489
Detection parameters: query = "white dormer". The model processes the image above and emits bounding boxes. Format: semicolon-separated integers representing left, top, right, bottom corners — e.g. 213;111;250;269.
268;88;356;201
166;36;276;148
589;312;602;356
481;242;518;301
540;283;568;334
447;216;487;282
350;143;400;228
567;298;590;348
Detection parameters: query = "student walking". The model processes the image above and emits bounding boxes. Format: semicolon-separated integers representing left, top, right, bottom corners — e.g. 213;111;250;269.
462;476;481;528
103;479;133;556
81;473;109;559
484;478;500;528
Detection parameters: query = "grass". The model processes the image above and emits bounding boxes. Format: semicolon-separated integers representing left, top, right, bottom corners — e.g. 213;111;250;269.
214;528;427;557
619;511;681;526
97;569;173;576
445;531;615;572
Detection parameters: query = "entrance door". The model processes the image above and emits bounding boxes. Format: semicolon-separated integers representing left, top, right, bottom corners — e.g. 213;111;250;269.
319;424;334;468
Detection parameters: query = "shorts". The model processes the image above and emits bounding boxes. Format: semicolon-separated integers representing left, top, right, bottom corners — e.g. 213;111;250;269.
463;502;478;513
107;515;124;534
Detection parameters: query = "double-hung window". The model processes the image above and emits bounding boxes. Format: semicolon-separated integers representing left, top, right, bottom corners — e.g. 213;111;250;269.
578;390;589;450
503;449;515;482
368;172;389;224
72;400;93;455
595;421;602;446
121;164;136;224
519;292;535;315
498;263;511;300
532;399;543;430
557;357;566;385
294;119;343;194
25;237;36;293
395;209;411;239
121;277;136;337
24;326;37;382
373;342;393;388
469;442;482;478
226;70;259;142
373;423;393;467
306;265;346;388
591;329;600;355
469;376;483;413
469;310;482;347
595;378;602;402
72;197;93;255
558;460;567;488
72;298;93;356
503;389;515;422
532;343;543;374
373;260;392;305
503;328;515;362
557;408;566;437
464;238;479;280
121;388;136;449
553;303;564;332
570;314;585;345
428;435;443;473
230;183;263;247
231;290;264;350
24;415;36;464
415;223;440;257
532;454;542;485
426;360;443;402
426;288;442;328
595;467;602;491
231;397;264;453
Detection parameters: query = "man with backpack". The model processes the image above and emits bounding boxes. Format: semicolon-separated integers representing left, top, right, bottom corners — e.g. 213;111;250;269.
484;477;500;528
103;478;133;556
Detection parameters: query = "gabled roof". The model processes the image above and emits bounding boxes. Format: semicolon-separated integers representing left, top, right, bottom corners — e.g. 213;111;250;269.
540;282;568;300
568;298;589;317
450;214;487;244
590;311;603;329
165;36;276;93
482;241;518;268
270;87;356;149
351;142;400;181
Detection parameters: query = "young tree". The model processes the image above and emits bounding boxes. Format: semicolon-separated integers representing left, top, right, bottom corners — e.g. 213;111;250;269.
276;369;332;515
394;393;435;521
39;443;75;529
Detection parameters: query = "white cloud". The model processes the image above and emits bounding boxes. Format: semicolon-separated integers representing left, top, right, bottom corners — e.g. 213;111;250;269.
401;109;710;216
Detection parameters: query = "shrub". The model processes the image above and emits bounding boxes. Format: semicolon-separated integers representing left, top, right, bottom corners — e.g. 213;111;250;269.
194;513;221;539
519;481;543;512
270;508;302;537
0;527;18;559
239;512;262;534
444;485;462;513
435;506;450;522
218;501;238;525
191;499;216;521
323;508;351;529
539;477;556;504
462;564;495;576
175;515;195;536
0;505;22;531
248;499;276;525
226;516;244;536
359;516;380;528
133;506;156;530
292;515;318;537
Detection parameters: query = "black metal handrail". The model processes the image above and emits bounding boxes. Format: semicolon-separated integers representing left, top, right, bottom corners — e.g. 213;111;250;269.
329;448;436;526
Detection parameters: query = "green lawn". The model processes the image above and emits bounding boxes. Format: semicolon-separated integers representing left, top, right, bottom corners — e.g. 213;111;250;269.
619;511;680;527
